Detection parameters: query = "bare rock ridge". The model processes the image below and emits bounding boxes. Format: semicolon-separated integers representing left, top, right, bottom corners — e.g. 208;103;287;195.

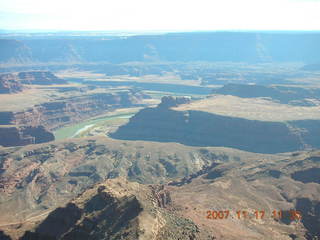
19;178;205;240
168;151;320;240
0;136;239;235
111;96;320;154
0;138;319;239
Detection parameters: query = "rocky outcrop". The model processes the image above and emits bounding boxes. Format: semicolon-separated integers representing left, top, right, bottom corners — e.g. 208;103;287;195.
168;150;320;240
0;126;54;147
17;71;67;85
18;178;203;240
0;73;23;94
158;96;191;108
0;137;240;231
1;138;319;239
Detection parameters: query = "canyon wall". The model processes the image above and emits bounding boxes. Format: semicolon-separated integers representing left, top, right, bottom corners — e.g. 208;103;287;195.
0;71;70;146
17;71;67;85
0;71;67;90
0;126;54;147
0;69;150;146
0;39;32;64
111;97;320;153
0;90;148;131
0;90;149;146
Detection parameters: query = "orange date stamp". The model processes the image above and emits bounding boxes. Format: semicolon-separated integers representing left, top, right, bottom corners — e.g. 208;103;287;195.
206;210;302;220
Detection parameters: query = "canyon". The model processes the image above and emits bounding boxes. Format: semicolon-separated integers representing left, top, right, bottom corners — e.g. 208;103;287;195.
0;71;151;147
1;31;320;239
0;90;149;131
0;71;66;93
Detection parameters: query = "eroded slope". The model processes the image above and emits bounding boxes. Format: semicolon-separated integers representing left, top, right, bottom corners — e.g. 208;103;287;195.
167;151;320;240
19;177;207;240
0;136;257;228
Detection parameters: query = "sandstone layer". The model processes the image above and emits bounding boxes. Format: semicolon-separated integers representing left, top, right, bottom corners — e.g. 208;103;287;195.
17;71;67;85
0;71;67;93
0;90;149;131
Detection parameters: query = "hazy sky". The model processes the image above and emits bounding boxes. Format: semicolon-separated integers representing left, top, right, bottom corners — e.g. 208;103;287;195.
0;0;319;31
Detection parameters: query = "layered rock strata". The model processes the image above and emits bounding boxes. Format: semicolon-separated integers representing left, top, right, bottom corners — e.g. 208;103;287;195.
0;74;24;94
0;126;54;147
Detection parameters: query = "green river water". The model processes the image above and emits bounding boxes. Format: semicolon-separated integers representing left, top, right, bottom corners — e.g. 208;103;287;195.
53;113;134;140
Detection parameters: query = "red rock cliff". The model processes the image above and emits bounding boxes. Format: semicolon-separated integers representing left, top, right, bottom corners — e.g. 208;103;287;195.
1;90;147;130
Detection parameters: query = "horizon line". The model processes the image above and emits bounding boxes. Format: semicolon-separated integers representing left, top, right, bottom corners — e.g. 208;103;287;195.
1;29;320;34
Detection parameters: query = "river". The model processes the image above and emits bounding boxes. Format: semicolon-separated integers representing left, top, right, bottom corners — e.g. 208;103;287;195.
53;113;134;140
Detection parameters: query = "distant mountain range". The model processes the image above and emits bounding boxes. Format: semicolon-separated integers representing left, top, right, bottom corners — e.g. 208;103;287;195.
1;32;320;64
